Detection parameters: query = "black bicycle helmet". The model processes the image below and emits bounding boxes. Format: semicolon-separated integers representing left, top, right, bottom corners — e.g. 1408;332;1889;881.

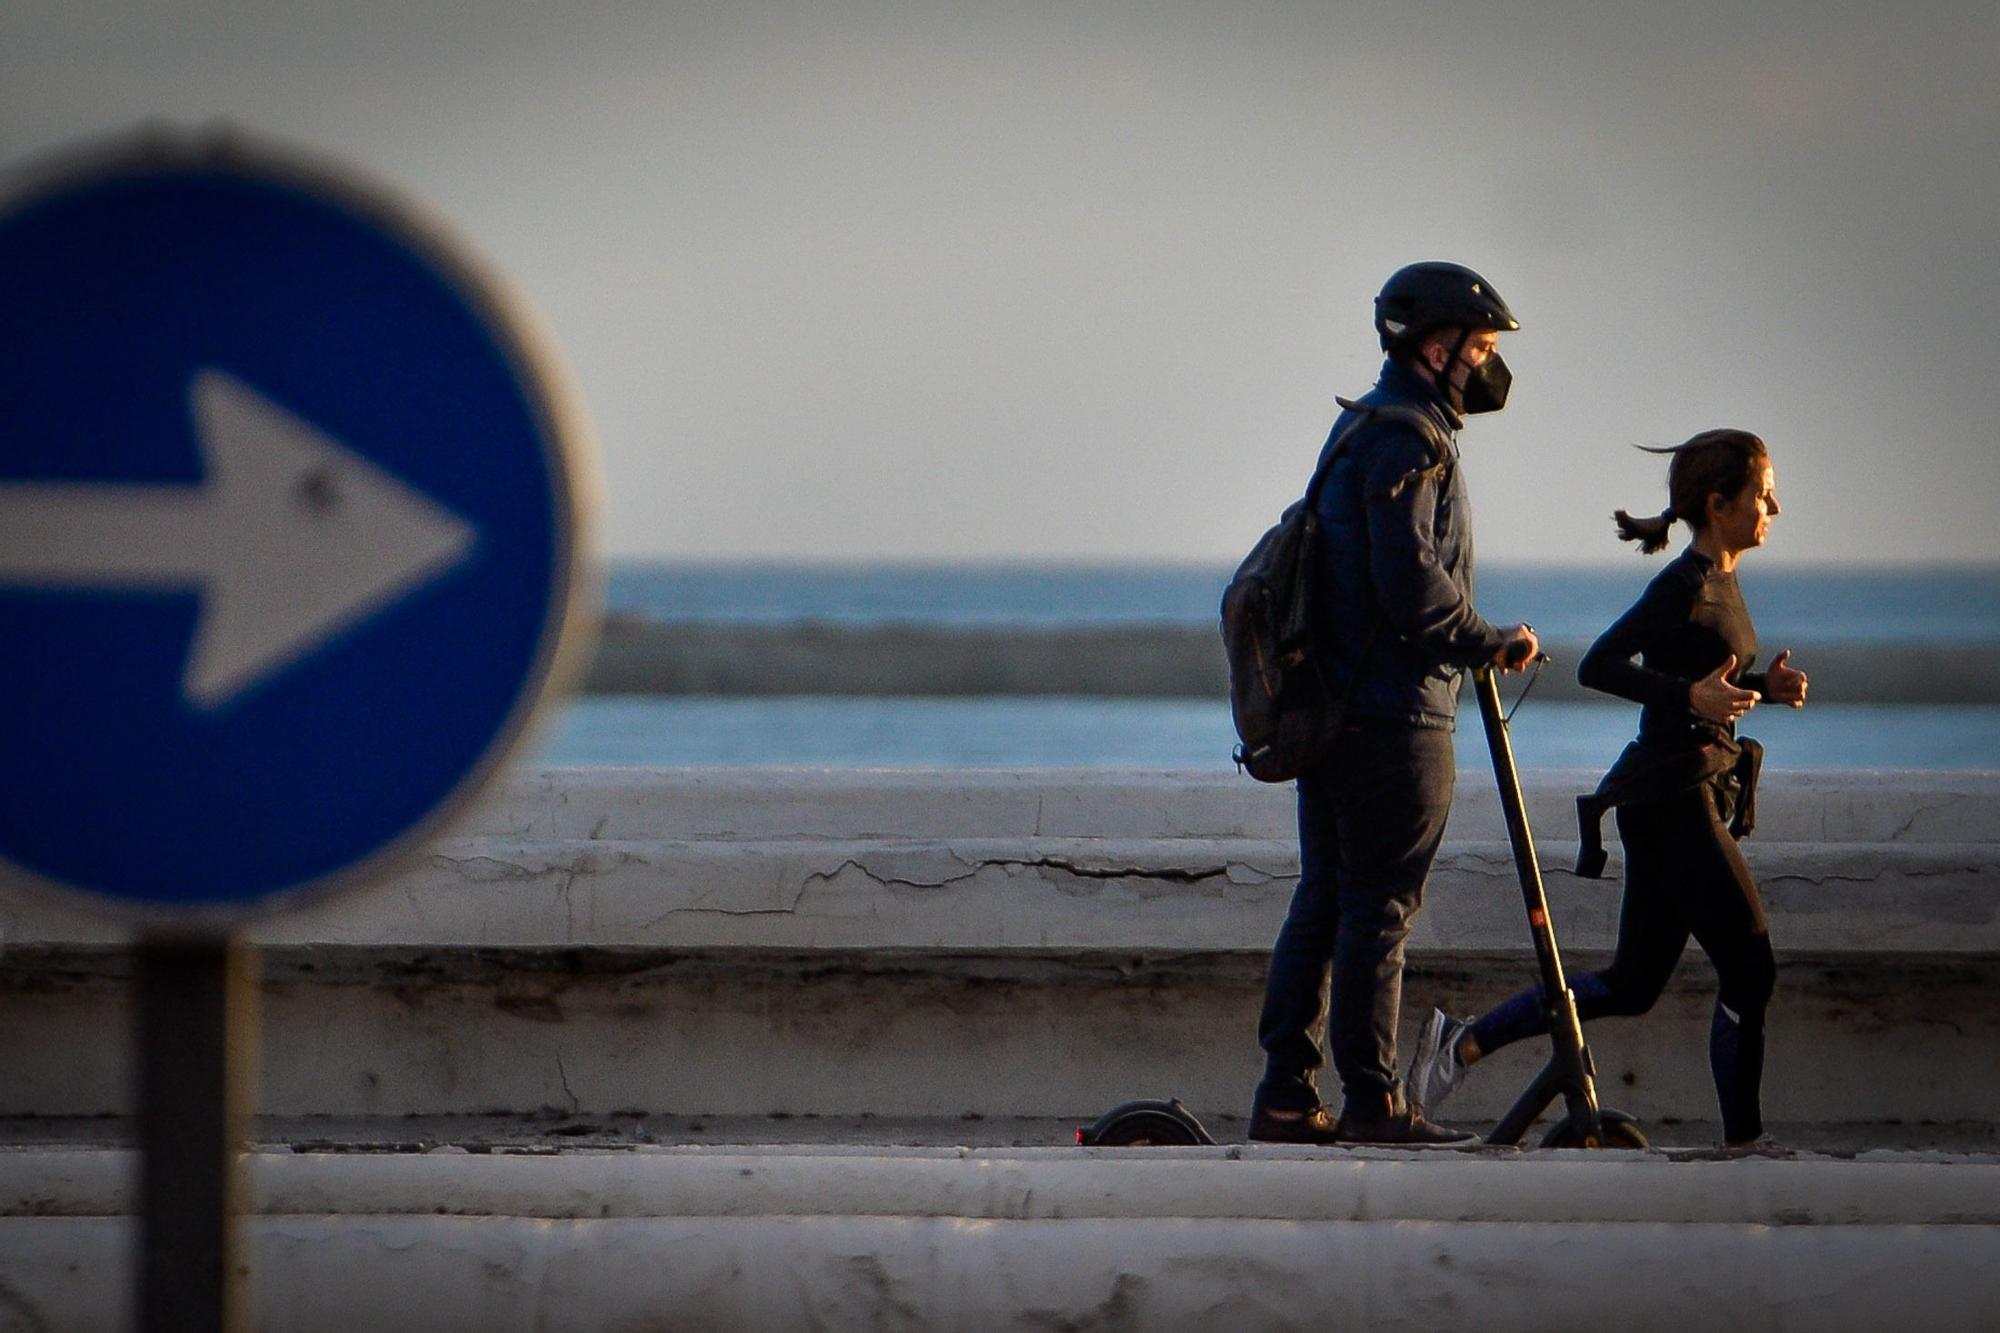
1374;262;1520;352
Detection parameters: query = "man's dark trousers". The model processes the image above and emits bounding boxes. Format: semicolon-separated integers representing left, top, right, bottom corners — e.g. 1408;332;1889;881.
1255;723;1455;1114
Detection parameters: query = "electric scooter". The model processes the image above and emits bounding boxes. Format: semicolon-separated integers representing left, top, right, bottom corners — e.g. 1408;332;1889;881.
1470;660;1646;1149
1078;660;1647;1150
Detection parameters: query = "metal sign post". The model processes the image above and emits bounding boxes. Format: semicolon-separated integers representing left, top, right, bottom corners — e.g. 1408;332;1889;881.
0;127;598;1331
136;936;259;1333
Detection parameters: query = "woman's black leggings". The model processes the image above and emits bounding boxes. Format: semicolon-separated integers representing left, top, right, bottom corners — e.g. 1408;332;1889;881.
1468;779;1776;1142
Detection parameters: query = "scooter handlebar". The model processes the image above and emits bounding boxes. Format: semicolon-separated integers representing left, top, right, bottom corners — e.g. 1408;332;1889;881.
1483;647;1551;676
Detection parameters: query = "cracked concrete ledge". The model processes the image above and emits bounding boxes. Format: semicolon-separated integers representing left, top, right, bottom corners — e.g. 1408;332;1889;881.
464;768;2000;845
3;769;1993;950
362;834;1995;953
3;834;1994;953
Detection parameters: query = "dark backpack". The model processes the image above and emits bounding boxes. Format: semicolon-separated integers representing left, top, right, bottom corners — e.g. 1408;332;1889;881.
1220;398;1450;782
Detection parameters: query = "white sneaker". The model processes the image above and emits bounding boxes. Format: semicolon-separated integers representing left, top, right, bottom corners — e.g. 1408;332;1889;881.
1721;1133;1789;1159
1408;1008;1475;1115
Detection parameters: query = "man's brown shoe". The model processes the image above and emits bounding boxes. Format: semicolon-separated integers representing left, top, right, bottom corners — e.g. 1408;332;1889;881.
1336;1103;1478;1147
1247;1105;1345;1145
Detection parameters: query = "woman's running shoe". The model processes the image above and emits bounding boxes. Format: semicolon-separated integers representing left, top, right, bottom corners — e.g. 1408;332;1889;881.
1408;1008;1476;1114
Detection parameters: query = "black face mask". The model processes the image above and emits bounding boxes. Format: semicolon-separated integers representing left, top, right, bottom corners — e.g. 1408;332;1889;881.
1459;351;1511;414
1441;328;1511;414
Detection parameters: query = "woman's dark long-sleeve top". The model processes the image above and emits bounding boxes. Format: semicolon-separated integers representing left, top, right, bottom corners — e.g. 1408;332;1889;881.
1571;547;1768;875
1578;547;1768;751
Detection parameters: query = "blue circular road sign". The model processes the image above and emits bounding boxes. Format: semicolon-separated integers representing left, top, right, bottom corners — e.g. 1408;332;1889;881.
0;129;598;918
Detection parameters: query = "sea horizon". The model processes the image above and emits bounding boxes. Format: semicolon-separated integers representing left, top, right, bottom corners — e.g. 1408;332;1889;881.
602;554;2000;573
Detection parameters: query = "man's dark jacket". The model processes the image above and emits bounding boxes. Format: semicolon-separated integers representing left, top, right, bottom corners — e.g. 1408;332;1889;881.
1306;359;1511;730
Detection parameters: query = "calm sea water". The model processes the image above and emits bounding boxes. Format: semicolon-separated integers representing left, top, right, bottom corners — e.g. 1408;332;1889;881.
530;697;2000;771
547;562;2000;770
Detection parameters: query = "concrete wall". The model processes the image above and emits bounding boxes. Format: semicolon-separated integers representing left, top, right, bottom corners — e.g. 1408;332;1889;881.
1;769;1995;1127
584;620;2000;702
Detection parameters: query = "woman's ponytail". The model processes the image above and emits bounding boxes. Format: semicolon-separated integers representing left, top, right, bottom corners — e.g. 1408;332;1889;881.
1613;505;1676;554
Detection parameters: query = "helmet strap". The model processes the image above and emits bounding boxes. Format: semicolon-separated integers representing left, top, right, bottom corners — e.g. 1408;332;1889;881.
1438;328;1474;412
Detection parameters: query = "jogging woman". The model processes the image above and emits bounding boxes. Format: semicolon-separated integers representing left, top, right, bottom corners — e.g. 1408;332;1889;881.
1406;429;1807;1149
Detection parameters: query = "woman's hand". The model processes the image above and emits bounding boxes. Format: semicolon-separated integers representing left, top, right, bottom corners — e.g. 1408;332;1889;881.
1690;654;1760;724
1764;648;1808;708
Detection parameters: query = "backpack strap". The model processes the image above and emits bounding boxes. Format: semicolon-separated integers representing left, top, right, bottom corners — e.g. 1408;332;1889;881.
1302;397;1453;510
1298;398;1376;512
1351;401;1455;502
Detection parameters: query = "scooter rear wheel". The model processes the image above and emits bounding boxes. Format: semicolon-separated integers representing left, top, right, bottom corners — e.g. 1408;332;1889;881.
1538;1109;1649;1150
1077;1099;1215;1147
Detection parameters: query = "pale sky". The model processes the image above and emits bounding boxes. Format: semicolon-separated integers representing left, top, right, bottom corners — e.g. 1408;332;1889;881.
4;0;1996;565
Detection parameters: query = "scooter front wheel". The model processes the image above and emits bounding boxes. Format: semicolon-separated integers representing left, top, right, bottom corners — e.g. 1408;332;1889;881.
1538;1108;1649;1150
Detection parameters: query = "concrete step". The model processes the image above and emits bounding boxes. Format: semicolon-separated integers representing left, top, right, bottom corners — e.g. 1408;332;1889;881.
7;1144;2000;1224
10;1214;1997;1332
2;1147;1997;1331
6;1112;1995;1156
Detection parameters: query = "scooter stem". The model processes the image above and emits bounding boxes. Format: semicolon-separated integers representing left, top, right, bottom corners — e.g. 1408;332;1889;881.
1473;665;1605;1145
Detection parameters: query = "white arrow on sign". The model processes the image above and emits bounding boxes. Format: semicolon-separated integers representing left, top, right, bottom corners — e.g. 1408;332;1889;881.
0;369;477;709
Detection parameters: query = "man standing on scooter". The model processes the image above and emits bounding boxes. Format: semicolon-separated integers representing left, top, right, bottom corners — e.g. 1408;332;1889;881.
1249;262;1538;1146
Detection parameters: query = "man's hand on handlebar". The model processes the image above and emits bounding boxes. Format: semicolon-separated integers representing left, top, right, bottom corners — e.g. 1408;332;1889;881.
1493;624;1540;674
